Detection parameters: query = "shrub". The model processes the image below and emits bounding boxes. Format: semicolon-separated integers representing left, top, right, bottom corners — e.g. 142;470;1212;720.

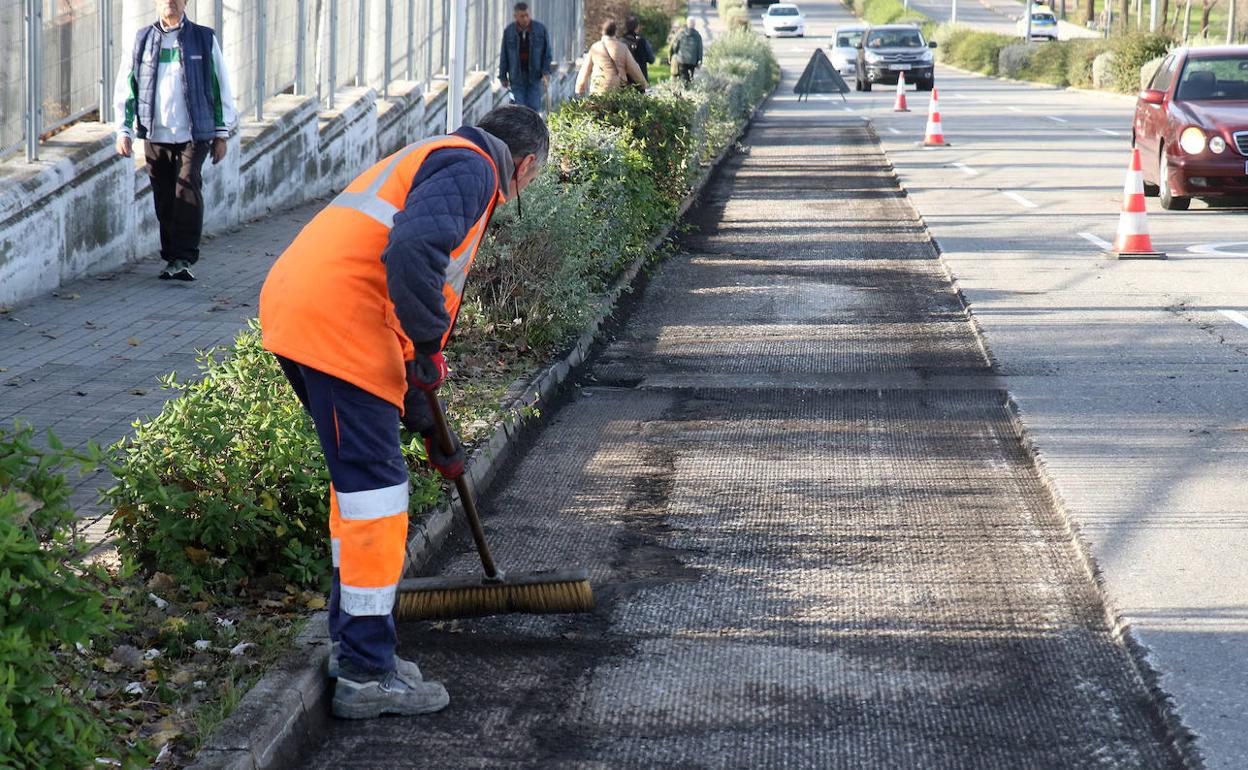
944;30;1014;75
556;87;695;205
703;29;781;105
0;424;142;769
1108;33;1173;92
631;1;675;44
860;0;928;25
107;325;442;594
998;42;1039;79
1092;50;1117;89
1063;38;1112;88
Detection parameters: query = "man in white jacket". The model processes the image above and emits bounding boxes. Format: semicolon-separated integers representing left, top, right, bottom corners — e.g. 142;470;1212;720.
114;0;237;281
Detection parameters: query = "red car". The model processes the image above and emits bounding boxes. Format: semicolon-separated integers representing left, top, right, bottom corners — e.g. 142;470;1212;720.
1133;46;1248;210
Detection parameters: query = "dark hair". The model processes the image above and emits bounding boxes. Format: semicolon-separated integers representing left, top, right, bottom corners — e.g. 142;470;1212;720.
477;105;549;167
601;20;618;37
513;2;528;11
625;15;640;34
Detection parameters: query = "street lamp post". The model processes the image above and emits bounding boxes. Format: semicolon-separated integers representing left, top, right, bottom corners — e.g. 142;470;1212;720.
951;0;958;24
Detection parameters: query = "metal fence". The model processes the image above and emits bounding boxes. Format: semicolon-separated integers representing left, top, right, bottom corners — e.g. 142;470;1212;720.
1;0;584;161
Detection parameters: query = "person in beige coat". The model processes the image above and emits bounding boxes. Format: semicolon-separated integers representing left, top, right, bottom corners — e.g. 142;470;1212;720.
575;21;648;96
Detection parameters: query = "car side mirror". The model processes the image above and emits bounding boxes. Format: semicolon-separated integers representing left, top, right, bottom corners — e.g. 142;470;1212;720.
929;41;938;48
855;42;863;49
1138;89;1165;105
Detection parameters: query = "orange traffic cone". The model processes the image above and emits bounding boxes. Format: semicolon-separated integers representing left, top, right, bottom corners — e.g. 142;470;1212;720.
922;88;948;146
894;72;910;112
1112;148;1165;259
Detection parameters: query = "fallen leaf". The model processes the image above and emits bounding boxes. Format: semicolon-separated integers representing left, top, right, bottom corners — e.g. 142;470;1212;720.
184;546;210;564
127;337;140;346
171;670;194;686
147;572;175;592
305;596;326;610
190;601;211;612
150;729;181;749
129;389;147;396
145;669;160;683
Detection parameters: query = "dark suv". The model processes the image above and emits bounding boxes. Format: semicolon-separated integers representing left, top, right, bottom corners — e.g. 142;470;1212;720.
855;24;937;92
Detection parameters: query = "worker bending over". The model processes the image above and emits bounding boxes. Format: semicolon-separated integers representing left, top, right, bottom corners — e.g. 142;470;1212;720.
259;106;549;719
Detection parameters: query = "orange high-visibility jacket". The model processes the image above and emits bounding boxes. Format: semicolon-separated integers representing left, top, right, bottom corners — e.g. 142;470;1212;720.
260;135;504;408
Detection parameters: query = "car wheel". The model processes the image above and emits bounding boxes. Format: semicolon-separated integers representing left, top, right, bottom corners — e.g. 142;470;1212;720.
862;80;872;92
1159;151;1190;211
854;77;862;92
918;81;933;92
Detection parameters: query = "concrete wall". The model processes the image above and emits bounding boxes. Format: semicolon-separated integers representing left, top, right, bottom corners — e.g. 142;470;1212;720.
0;66;579;308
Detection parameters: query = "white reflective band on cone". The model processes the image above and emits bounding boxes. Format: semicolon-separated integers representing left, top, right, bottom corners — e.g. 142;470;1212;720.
331;537;341;568
1117;212;1151;236
340;584;398;616
335;481;409;521
1123;171;1144;195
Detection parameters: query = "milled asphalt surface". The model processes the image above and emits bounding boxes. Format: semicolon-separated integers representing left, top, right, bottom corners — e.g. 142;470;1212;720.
306;49;1186;768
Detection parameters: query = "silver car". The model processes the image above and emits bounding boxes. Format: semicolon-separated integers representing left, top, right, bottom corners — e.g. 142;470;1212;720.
830;25;868;79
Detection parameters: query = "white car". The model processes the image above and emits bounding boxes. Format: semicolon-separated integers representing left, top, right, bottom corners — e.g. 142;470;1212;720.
762;4;806;37
1017;6;1059;40
830;24;867;78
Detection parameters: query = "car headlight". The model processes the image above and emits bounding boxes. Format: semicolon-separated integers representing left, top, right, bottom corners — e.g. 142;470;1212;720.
920;50;933;62
864;51;883;63
1178;126;1206;155
1209;135;1226;154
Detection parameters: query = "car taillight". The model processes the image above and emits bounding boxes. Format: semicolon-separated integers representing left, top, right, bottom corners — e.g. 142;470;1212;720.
1178;126;1206;155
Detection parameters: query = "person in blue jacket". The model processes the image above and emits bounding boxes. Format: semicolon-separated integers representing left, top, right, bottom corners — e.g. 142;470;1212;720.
498;2;553;113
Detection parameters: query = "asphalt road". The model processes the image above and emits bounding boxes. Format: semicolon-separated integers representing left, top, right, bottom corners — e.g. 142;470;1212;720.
773;0;1248;764
305;11;1188;766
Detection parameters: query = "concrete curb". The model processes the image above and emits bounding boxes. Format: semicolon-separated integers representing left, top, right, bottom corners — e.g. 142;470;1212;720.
185;94;767;770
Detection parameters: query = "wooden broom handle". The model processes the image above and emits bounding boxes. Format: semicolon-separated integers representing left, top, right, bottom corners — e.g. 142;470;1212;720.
424;390;501;580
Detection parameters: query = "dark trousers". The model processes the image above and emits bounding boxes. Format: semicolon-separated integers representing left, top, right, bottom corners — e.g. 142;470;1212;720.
678;64;698;83
277;356;408;676
144;140;210;265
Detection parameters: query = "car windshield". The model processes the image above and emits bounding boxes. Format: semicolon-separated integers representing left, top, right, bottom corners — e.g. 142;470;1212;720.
770;6;800;14
837;31;864;46
866;30;924;48
1175;56;1248;101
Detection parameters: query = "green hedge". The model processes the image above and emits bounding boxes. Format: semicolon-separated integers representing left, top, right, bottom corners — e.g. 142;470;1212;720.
1;425;143;769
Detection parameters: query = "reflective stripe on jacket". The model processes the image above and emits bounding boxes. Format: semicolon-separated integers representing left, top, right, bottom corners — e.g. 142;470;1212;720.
260;135;502;409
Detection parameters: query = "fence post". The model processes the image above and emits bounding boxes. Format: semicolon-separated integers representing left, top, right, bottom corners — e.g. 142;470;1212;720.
99;0;114;124
329;0;338;108
424;0;434;94
296;0;306;95
406;0;415;80
24;0;41;161
255;0;267;120
358;0;367;87
446;0;467;131
384;0;392;98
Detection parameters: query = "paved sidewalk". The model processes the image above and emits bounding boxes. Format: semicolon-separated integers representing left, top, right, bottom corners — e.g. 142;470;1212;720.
0;203;318;545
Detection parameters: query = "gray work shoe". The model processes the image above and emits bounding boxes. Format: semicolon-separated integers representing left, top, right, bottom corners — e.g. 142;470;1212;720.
159;260;195;281
332;670;449;719
327;642;423;686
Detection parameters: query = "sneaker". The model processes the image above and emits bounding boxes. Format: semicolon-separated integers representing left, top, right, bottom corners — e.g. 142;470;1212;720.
158;261;177;280
168;260;195;281
333;669;449;719
326;642;423;686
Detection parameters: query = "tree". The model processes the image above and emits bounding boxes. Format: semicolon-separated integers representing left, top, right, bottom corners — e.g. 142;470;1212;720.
1199;0;1216;35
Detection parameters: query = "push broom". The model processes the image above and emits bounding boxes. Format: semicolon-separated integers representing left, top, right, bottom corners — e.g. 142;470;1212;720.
394;391;595;621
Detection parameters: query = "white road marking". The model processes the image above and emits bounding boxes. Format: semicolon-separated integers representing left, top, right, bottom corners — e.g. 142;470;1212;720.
1187;241;1248;258
1002;191;1039;208
952;162;979;177
1220;309;1248;330
953;93;972;99
887;127;902;135
1046;116;1069;123
1078;232;1113;250
1095;128;1122;137
1008;106;1025;113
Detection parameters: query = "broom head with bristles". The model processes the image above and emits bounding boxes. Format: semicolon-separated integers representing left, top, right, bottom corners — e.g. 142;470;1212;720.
395;568;594;621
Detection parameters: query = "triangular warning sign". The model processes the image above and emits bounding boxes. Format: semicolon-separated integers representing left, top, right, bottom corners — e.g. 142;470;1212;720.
794;48;850;101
